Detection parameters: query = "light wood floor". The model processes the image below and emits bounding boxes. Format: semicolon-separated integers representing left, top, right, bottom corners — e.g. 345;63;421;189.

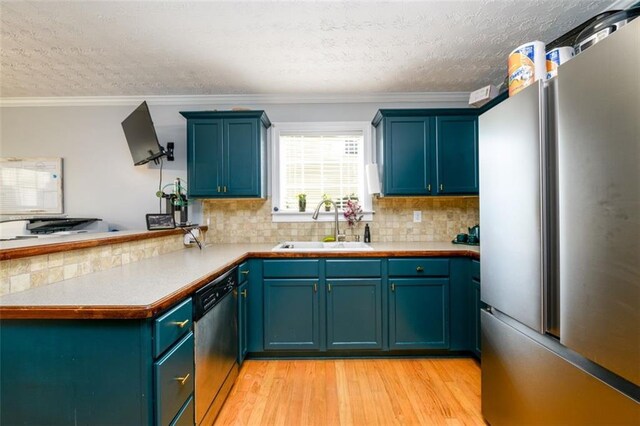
215;358;485;426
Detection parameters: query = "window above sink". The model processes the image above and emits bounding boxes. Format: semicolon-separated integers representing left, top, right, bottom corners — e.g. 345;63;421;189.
271;122;374;223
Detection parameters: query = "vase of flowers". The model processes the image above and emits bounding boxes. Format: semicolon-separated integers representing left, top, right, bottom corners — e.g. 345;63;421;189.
297;193;307;212
343;198;363;241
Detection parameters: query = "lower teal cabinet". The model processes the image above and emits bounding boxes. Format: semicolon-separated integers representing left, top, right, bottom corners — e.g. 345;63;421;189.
264;279;320;350
326;279;383;350
155;332;194;426
388;278;450;349
0;298;195;426
472;278;482;357
238;281;248;364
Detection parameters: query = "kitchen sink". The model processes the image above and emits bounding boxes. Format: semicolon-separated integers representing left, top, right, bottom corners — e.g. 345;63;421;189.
272;241;374;251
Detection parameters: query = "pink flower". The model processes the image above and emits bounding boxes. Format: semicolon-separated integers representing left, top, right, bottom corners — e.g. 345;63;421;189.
343;199;363;227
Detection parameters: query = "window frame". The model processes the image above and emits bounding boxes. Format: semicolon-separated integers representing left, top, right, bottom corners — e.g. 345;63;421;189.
271;121;374;223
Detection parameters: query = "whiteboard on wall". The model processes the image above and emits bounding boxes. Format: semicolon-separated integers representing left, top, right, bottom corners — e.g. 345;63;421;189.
0;158;63;215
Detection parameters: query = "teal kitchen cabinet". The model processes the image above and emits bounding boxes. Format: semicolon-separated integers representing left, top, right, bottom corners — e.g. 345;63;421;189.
237;262;250;365
180;110;271;198
471;259;483;357
0;298;194;426
326;259;384;350
373;110;479;196
379;116;435;195
435;115;479;194
263;259;321;350
263;279;321;350
388;258;450;349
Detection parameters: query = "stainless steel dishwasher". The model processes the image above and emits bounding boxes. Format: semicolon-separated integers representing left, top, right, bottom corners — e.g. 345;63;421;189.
193;267;238;425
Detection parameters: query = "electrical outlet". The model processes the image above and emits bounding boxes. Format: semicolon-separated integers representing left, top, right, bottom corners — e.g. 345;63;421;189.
413;211;422;223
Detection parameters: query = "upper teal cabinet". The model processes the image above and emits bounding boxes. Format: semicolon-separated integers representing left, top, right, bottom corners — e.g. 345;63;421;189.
179;110;271;198
373;110;478;196
435;115;478;194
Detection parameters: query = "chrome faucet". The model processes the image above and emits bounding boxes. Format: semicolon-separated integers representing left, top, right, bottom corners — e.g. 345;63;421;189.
312;199;346;242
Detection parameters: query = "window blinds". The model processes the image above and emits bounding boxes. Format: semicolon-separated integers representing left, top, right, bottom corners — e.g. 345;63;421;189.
279;133;363;211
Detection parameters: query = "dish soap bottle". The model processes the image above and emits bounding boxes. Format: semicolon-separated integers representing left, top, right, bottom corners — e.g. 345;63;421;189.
364;224;371;243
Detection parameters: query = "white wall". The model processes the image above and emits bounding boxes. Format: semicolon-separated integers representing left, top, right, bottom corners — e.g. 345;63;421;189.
0;99;468;230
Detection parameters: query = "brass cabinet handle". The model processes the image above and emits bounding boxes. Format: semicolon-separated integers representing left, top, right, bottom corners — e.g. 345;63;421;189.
391;283;395;292
240;270;249;276
171;319;189;328
416;266;424;272
328;283;332;292
174;373;190;385
440;184;444;191
241;289;248;298
223;186;227;193
427;184;431;192
313;283;318;293
217;186;221;193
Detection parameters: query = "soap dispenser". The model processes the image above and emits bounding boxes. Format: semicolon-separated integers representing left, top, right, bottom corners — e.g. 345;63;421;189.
364;224;371;243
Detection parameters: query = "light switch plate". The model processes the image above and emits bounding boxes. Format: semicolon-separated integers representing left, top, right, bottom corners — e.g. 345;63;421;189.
413;211;422;222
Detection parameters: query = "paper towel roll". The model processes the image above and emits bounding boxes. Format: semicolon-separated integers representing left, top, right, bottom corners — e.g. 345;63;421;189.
365;164;381;195
546;46;575;79
508;41;546;96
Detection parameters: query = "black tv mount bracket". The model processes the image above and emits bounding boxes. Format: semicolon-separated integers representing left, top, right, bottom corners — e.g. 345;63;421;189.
165;142;175;161
151;142;175;165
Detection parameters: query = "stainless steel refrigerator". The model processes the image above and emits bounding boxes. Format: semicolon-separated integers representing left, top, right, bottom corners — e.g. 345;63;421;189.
478;19;639;424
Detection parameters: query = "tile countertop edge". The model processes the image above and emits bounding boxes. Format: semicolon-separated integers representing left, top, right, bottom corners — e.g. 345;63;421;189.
0;243;479;320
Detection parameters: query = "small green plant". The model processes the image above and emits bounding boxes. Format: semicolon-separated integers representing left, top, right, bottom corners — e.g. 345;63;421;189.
297;193;307;212
322;194;332;211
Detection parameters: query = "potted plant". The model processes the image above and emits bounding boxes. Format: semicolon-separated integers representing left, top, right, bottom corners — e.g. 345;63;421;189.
322;194;332;211
343;198;364;241
297;193;307;212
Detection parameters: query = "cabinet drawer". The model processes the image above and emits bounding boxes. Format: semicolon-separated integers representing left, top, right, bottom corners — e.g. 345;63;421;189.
155;332;194;426
326;259;382;277
263;260;320;278
238;261;250;284
170;395;194;426
154;298;193;358
471;259;480;281
388;258;449;277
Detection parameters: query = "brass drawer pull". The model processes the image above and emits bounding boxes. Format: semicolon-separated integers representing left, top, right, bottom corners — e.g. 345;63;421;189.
174;373;190;385
416;266;424;272
427;184;431;192
313;283;318;293
391;283;395;292
328;283;332;292
241;289;248;298
171;319;189;328
240;270;249;276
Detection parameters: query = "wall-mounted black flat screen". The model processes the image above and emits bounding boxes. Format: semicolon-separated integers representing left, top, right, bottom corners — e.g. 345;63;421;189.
121;101;165;166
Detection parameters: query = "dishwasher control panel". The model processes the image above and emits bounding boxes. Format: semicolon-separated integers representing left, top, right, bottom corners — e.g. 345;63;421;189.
193;267;237;320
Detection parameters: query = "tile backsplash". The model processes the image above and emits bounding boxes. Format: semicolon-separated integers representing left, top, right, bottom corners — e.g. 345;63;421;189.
202;196;479;243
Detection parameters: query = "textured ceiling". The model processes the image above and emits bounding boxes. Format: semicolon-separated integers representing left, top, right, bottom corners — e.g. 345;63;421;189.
0;0;617;98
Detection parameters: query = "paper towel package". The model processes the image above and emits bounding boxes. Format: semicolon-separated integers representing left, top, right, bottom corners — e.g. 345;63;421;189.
546;46;575;79
508;41;546;96
469;85;498;107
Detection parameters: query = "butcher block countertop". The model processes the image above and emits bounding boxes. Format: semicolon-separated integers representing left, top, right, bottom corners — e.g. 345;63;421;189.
0;242;479;320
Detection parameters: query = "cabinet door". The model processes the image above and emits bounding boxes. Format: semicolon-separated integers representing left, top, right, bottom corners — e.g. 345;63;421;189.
435;115;478;194
473;278;482;357
326;279;382;350
264;279;320;350
238;282;248;364
224;118;261;197
384;117;433;195
187;119;223;197
389;278;449;349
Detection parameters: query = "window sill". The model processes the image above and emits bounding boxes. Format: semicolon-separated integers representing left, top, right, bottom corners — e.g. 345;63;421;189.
272;211;374;223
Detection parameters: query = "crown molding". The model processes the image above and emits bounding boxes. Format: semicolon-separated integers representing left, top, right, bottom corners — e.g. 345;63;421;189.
0;92;470;108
